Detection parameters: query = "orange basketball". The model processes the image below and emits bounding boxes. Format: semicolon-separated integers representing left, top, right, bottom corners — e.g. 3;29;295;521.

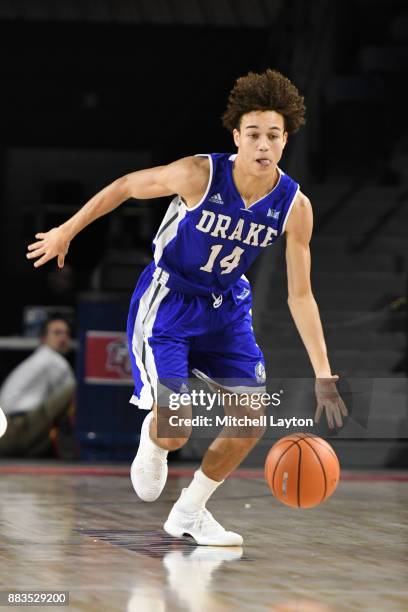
265;433;340;508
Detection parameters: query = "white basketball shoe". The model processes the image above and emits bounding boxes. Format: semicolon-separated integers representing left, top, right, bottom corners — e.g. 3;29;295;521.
164;491;243;546
131;411;168;502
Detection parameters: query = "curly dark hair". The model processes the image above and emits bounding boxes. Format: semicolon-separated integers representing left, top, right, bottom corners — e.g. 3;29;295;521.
222;69;306;135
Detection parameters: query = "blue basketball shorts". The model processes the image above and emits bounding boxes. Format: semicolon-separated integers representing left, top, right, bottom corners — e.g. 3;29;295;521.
126;262;266;410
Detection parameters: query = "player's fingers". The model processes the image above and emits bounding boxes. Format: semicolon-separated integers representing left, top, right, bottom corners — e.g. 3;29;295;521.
27;241;44;251
35;232;46;239
314;403;323;423
339;397;348;417
58;254;65;268
332;403;343;428
325;404;334;429
33;253;52;268
26;248;45;259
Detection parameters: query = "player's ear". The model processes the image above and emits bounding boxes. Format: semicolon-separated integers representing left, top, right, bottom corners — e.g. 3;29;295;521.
283;132;288;147
233;128;240;148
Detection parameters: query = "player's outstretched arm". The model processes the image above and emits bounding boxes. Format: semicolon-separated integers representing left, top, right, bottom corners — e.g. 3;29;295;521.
26;156;208;268
284;192;347;428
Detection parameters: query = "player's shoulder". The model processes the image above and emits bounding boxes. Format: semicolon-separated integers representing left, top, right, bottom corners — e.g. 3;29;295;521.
162;155;211;204
290;190;312;216
293;189;312;209
168;155;210;187
173;154;210;174
284;190;313;235
190;155;211;180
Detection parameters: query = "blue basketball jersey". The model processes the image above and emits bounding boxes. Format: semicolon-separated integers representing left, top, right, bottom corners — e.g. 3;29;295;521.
151;153;299;295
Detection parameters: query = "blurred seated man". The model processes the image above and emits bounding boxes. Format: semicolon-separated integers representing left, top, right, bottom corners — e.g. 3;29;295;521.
0;316;76;457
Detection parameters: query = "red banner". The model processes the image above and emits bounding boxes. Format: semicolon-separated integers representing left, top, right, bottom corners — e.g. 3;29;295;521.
85;331;133;385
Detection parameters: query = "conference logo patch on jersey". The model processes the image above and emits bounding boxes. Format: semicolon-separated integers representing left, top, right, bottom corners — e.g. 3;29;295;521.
255;361;266;384
208;193;224;205
236;288;250;300
267;208;280;219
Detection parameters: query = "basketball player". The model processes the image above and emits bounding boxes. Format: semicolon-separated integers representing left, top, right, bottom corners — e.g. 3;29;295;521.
26;69;347;546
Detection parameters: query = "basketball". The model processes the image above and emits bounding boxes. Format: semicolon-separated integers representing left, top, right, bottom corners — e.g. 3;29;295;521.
265;434;340;508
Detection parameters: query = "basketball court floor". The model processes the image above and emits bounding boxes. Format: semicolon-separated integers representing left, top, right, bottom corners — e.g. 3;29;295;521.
0;465;407;611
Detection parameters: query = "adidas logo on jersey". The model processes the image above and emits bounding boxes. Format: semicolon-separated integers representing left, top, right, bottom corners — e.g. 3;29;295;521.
267;208;280;219
209;193;224;205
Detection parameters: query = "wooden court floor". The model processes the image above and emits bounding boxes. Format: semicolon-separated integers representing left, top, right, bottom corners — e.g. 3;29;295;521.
0;465;407;612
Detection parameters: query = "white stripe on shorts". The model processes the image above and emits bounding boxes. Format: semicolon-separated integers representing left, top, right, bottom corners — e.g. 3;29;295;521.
130;276;169;410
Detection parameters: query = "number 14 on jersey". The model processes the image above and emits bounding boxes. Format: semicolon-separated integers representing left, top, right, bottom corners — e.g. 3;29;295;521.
200;244;244;275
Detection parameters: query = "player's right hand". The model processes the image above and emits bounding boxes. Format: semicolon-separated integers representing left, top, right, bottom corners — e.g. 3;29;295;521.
314;375;348;429
26;227;71;269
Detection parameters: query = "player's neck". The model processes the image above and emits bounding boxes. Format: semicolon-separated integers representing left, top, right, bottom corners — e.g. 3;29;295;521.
232;157;279;208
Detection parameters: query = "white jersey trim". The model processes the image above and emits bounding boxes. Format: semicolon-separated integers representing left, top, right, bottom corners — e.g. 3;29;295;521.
153;198;187;265
178;154;214;212
281;185;300;234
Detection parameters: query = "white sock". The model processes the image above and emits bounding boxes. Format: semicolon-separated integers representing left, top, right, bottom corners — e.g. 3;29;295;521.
145;412;168;457
177;469;224;512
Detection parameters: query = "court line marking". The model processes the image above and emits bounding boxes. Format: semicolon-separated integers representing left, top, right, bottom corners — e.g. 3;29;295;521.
0;465;407;481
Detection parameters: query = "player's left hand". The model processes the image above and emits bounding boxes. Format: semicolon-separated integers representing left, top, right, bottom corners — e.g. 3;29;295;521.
314;375;348;429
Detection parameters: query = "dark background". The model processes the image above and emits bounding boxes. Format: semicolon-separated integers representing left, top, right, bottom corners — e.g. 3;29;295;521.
0;0;406;324
0;0;406;465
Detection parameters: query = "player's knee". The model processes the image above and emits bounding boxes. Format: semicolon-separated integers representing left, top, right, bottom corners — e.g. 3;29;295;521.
154;403;192;445
243;430;266;446
172;417;192;448
252;422;267;440
153;424;191;449
163;433;191;451
233;422;266;446
224;402;267;442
